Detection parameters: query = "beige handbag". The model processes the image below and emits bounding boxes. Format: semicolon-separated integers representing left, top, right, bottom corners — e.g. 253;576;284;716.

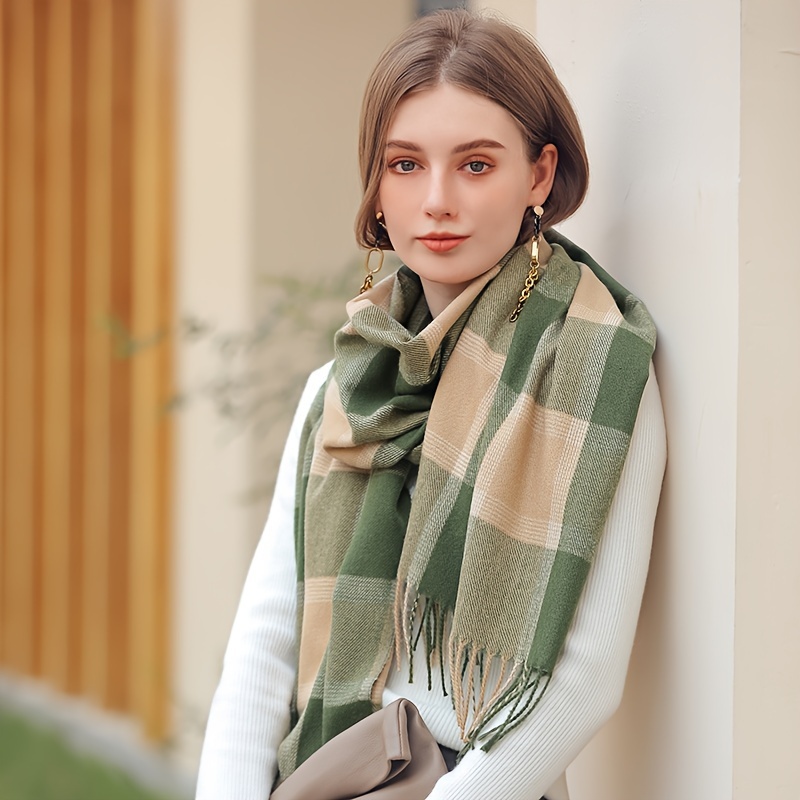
271;699;448;800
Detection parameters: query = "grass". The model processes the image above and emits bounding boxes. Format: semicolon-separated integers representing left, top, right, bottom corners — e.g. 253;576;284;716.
0;709;179;800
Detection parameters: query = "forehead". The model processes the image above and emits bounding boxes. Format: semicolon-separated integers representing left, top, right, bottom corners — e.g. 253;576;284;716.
387;83;526;150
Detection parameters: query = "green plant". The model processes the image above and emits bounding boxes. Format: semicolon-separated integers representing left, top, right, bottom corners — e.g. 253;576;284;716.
0;709;180;800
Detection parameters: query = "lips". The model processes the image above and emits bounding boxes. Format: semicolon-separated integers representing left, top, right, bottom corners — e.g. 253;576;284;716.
417;234;469;253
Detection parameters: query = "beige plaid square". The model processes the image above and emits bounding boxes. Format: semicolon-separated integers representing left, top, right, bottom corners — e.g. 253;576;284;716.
472;394;589;550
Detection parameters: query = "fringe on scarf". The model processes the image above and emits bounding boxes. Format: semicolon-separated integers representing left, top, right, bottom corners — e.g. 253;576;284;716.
394;583;552;756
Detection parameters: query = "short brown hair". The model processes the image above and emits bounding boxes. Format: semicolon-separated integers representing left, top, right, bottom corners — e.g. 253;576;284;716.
355;10;589;250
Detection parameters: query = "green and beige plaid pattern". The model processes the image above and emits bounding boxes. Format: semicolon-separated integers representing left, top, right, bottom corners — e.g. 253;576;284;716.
276;232;656;778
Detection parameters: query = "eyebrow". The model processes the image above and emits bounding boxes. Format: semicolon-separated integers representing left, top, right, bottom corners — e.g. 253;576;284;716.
385;138;506;154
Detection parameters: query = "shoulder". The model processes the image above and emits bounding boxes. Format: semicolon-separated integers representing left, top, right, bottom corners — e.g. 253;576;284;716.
639;363;666;435
626;361;667;495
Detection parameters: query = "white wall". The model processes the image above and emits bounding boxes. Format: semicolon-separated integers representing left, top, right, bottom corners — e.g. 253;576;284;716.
255;1;413;280
535;1;740;798
250;0;413;515
735;1;800;796
473;0;536;32
173;0;260;770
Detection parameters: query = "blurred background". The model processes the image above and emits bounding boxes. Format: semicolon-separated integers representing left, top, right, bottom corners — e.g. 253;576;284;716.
1;0;798;798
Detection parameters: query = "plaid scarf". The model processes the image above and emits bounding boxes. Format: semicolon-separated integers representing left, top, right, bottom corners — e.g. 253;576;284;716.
277;232;656;778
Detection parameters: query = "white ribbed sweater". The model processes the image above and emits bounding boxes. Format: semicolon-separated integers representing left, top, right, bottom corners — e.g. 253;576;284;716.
196;361;666;800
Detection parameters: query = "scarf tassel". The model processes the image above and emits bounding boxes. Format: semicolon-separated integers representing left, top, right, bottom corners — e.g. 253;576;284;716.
403;595;450;695
462;668;552;756
399;589;552;756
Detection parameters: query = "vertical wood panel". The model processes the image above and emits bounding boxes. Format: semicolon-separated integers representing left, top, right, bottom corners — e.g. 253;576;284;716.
40;0;73;690
130;0;173;738
1;0;173;739
108;0;134;713
31;0;46;680
2;0;37;675
0;0;7;666
82;0;112;704
68;0;89;695
154;0;174;740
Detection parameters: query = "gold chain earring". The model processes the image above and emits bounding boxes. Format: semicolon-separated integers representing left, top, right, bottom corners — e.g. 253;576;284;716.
510;205;544;322
359;248;384;294
359;212;386;294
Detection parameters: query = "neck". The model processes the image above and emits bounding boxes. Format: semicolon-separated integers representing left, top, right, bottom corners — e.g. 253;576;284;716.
421;237;553;319
420;279;469;319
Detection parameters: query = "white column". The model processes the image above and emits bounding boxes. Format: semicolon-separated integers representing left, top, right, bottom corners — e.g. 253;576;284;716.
172;0;259;771
537;1;740;798
734;1;800;796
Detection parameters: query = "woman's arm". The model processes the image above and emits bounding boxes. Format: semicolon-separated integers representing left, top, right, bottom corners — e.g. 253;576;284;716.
424;364;667;800
195;364;331;800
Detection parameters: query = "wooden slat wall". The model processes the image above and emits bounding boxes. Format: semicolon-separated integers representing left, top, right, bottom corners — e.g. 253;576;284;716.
0;0;174;740
107;0;133;714
130;0;173;738
82;0;112;707
0;0;4;667
3;0;38;677
42;0;74;692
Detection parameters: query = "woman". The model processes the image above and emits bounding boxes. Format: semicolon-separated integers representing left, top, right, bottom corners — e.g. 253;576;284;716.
196;10;666;800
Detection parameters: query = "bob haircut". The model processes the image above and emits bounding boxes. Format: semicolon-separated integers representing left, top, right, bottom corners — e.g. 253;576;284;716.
355;9;589;251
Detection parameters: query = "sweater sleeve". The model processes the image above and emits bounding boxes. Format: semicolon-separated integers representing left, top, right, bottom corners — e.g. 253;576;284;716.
423;364;667;800
195;364;331;800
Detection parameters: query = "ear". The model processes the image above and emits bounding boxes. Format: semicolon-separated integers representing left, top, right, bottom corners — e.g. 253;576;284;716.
528;144;558;207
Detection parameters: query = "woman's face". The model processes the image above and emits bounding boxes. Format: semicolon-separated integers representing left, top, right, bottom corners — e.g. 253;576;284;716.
377;83;556;316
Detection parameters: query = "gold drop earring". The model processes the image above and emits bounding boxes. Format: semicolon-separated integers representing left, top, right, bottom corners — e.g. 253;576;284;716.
510;205;544;322
359;212;386;294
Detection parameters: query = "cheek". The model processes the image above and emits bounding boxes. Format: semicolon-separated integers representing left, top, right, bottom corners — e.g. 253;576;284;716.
470;187;530;250
377;181;398;218
378;182;417;229
480;175;528;209
476;184;529;227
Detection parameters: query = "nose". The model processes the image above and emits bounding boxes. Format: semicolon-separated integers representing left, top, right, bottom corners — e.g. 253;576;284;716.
421;169;456;219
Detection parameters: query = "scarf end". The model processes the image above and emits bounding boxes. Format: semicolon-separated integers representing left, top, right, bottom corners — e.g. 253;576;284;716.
395;585;449;693
395;585;553;753
459;666;551;756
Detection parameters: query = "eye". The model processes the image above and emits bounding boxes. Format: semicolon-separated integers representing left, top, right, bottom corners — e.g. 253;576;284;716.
464;160;490;174
389;159;418;173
